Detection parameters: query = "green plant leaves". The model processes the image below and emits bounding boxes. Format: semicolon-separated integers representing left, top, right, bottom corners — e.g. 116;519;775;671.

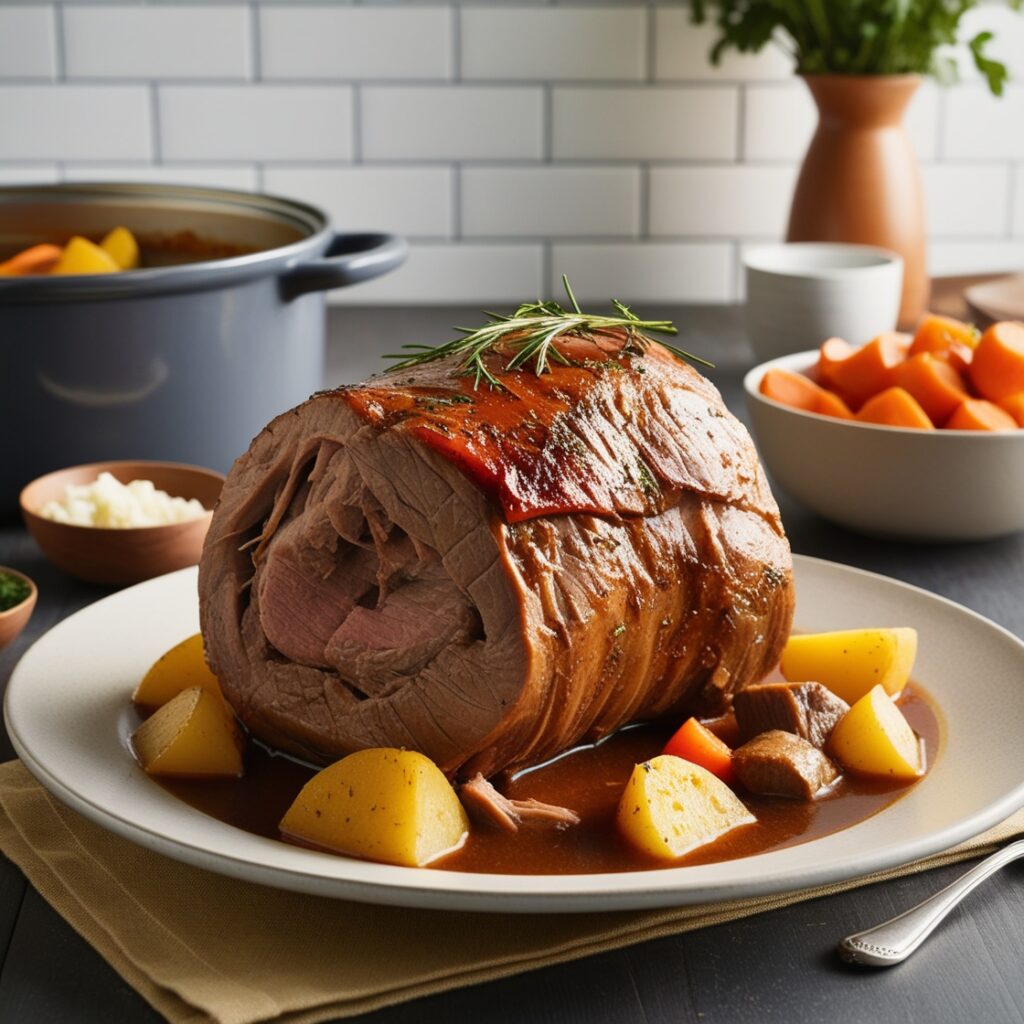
686;0;1018;95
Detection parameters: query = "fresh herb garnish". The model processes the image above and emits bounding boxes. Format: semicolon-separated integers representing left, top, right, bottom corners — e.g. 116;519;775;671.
0;572;30;612
384;275;711;390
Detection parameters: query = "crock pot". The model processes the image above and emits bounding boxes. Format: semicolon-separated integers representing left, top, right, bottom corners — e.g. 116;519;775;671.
0;183;406;512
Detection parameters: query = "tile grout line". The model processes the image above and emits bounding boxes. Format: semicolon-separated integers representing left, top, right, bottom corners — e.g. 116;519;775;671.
452;163;462;241
543;83;553;162
645;1;656;83
352;84;362;163
639;164;650;238
736;84;746;162
150;83;162;163
249;1;262;81
451;3;461;83
53;2;66;81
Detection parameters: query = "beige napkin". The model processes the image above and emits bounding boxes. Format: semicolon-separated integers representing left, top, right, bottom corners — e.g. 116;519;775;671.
1;759;1022;1024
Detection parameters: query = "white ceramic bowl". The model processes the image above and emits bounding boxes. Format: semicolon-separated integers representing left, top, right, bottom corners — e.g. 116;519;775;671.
744;351;1024;542
744;243;903;362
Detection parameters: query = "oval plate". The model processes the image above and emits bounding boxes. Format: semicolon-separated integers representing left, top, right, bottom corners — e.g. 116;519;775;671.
6;555;1024;913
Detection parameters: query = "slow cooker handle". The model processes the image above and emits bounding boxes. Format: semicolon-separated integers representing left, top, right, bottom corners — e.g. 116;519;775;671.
281;232;407;299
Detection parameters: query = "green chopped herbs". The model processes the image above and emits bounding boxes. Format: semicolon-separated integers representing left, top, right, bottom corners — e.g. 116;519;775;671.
384;275;711;390
611;623;627;638
0;572;30;612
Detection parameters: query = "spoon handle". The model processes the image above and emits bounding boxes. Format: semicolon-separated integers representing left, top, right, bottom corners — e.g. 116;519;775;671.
839;838;1024;967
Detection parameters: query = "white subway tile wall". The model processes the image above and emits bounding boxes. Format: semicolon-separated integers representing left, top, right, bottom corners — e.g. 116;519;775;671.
0;1;1019;304
0;6;57;79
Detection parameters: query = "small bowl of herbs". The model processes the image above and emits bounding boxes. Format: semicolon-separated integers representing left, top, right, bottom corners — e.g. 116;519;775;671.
0;567;37;650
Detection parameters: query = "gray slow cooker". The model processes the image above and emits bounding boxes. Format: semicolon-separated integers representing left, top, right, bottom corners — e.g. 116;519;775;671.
0;183;406;512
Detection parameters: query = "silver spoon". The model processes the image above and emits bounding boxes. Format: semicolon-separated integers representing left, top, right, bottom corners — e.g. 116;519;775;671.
839;838;1024;967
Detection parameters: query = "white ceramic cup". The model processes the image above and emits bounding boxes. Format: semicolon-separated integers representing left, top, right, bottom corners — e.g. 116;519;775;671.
744;243;904;362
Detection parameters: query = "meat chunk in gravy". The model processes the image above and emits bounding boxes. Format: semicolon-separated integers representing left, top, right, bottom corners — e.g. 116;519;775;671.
734;682;849;749
733;730;839;800
460;774;581;832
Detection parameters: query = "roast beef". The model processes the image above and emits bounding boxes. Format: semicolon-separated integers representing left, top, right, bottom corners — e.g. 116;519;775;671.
733;682;849;748
198;330;795;780
733;731;839;800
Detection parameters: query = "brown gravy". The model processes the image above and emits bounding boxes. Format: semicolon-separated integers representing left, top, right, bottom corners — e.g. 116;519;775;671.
156;685;939;875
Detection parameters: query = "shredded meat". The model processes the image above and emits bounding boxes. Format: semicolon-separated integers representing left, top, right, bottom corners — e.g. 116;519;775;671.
460;774;581;832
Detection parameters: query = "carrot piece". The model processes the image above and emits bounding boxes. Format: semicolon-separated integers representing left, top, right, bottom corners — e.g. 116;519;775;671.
895;353;969;426
662;717;735;785
0;243;62;276
814;388;854;420
816;337;854;389
997;393;1024;428
855;387;935;430
909;314;978;374
820;333;910;410
759;368;853;420
970;322;1024;402
945;398;1017;431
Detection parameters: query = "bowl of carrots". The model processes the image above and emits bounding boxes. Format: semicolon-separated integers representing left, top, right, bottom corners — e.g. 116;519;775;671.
744;315;1024;541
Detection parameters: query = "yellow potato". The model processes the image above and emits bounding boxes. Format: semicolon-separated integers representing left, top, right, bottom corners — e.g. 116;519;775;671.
132;686;244;778
829;685;923;780
280;748;469;867
100;225;139;270
616;755;755;861
51;236;119;275
133;632;223;711
780;627;917;703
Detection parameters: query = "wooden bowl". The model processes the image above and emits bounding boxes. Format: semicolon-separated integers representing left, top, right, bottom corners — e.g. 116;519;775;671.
0;567;37;649
19;461;225;585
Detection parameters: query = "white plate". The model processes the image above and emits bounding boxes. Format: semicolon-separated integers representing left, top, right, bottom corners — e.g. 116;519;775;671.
6;556;1024;913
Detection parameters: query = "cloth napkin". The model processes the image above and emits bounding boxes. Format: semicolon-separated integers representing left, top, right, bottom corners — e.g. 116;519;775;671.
1;759;1022;1024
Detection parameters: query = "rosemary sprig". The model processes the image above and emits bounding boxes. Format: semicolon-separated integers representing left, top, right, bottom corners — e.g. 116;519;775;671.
383;275;712;390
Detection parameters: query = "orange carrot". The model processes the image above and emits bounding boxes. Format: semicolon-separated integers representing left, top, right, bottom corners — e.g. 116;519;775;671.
815;388;855;420
820;333;909;410
662;717;735;785
997;393;1024;427
759;368;853;420
895;353;969;426
855;387;935;430
0;243;62;276
909;314;978;373
970;321;1024;402
816;337;854;388
945;398;1017;431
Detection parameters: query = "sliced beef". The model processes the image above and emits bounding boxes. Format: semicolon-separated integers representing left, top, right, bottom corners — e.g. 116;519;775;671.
199;330;795;779
325;567;479;697
733;730;839;800
734;682;849;748
460;774;581;832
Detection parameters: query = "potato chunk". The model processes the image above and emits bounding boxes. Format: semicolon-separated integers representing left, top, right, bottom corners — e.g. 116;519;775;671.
51;236;119;275
829;685;923;780
780;627;917;703
132;686;243;778
100;226;139;270
616;755;755;861
279;748;469;867
133;633;223;711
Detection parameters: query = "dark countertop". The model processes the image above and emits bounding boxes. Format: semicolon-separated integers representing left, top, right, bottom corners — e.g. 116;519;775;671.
1;305;1023;1024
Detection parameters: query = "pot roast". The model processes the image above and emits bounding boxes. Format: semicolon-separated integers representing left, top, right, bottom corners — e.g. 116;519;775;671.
198;330;795;780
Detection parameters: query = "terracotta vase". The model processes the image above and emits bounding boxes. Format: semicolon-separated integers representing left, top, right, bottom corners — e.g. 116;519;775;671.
787;74;928;327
